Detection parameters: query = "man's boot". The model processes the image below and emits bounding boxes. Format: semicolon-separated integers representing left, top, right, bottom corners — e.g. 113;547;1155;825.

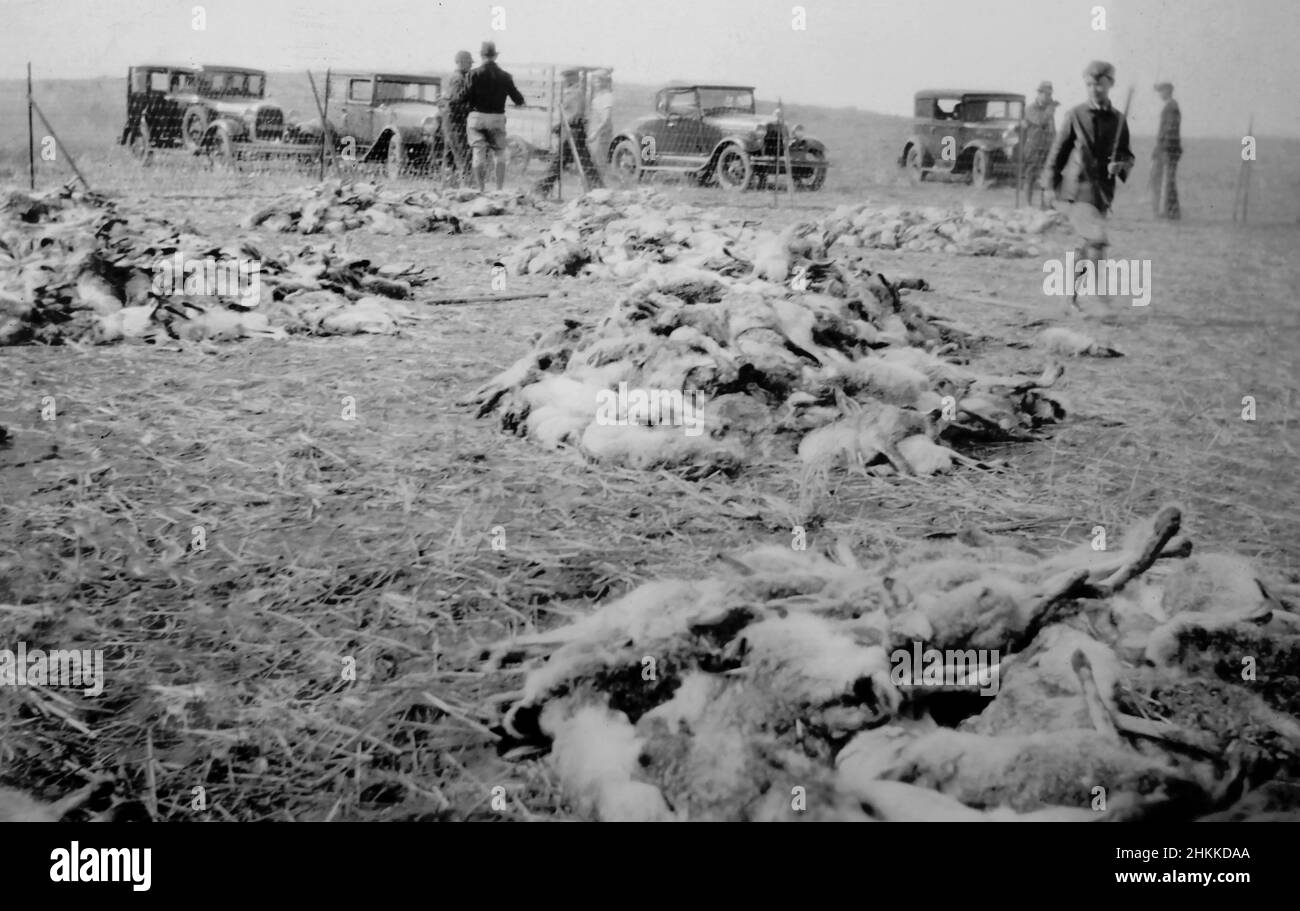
1070;244;1089;312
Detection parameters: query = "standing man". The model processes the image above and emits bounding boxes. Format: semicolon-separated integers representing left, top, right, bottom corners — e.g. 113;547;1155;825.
443;50;474;185
1042;60;1135;309
465;40;526;191
534;69;604;197
1021;81;1059;208
1150;82;1181;219
587;70;615;165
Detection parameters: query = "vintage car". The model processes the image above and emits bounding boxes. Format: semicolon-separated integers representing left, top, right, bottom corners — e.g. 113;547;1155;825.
319;72;446;179
608;83;829;191
119;64;315;163
899;90;1026;188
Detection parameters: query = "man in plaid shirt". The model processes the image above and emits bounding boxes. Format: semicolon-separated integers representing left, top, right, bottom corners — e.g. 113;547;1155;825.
1021;81;1059;208
1150;82;1181;219
443;51;474;184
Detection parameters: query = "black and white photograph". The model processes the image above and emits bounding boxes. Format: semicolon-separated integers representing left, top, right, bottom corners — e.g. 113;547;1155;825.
0;0;1297;852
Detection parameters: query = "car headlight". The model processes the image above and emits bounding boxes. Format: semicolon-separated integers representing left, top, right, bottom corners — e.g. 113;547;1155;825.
1002;126;1019;145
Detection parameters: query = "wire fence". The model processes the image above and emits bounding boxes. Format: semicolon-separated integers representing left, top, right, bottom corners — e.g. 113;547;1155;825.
4;65;828;206
3;65;628;200
6;68;1295;222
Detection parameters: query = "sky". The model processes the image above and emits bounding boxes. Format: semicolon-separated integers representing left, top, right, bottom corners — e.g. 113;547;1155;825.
3;0;1297;137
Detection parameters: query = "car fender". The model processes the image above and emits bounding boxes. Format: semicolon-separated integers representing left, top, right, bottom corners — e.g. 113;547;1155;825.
959;138;1000;167
206;115;248;142
719;130;763;154
793;137;827;157
611;131;649;164
707;138;748;170
289;115;336;137
900;135;929;167
286;115;338;146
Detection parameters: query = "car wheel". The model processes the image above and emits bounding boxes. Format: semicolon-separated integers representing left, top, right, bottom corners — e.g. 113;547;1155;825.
385;134;406;181
971;149;993;189
906;144;926;184
182;105;211;153
714;145;752;191
610;139;641;188
207;123;238;172
794;148;826;191
506;137;531;178
129;119;154;167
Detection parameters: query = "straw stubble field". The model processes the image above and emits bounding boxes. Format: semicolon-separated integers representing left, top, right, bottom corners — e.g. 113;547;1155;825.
2;139;1299;820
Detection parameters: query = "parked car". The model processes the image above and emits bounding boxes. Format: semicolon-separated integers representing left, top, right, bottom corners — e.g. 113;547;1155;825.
119;64;315;165
608;83;829;191
899;90;1026;188
319;72;447;179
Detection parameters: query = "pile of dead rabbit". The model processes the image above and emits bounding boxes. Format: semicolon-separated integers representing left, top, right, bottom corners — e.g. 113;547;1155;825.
243;179;537;235
470;223;1067;477
487;504;1300;821
0;183;434;344
501;191;1072;282
502;188;768;280
821;202;1069;257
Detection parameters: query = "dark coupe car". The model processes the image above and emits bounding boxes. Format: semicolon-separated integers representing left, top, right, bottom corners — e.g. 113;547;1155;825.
608;83;829;191
119;64;306;159
900;90;1026;188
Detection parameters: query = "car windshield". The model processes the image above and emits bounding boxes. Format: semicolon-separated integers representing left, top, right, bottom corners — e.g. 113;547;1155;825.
375;79;439;103
698;88;754;114
198;71;265;98
961;98;1024;121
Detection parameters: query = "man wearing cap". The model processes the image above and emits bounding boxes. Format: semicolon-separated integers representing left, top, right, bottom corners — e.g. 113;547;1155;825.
443;51;474;185
534;69;605;197
1042;60;1135;309
1021;81;1059;208
1150;82;1181;219
465;41;526;191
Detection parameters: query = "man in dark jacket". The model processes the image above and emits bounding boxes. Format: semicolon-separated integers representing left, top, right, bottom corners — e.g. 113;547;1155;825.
1150;82;1181;219
465;41;526;191
1042;60;1135;308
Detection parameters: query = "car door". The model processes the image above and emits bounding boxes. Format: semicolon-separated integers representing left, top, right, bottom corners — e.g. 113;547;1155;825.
152;69;182;143
930;95;961;173
660;88;704;164
696;90;731;156
341;76;376;149
913;95;936;166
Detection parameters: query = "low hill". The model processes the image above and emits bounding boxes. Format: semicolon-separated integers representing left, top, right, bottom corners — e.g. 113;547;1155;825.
2;74;1297;221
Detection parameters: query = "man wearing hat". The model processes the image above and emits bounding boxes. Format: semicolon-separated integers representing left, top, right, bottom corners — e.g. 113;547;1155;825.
465;41;526;191
534;68;605;197
1021;81;1059;208
1042;60;1135;309
1150;82;1181;219
443;51;475;185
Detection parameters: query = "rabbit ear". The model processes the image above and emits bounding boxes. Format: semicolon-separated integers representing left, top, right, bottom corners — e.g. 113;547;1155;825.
833;387;860;415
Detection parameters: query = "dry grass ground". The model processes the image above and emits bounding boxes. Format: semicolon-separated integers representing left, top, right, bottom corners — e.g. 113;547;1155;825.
1;81;1298;820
